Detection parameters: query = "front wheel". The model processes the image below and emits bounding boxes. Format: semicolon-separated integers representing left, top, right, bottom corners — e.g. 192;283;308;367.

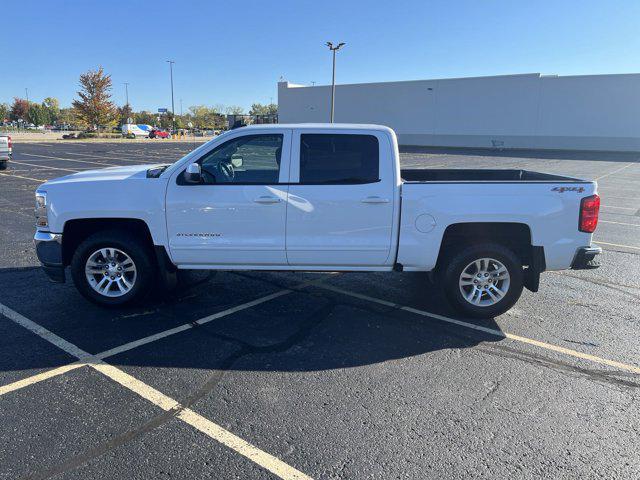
443;243;524;318
70;230;155;307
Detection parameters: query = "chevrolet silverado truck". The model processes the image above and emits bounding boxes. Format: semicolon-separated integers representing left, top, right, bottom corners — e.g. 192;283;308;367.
33;124;601;318
0;134;11;169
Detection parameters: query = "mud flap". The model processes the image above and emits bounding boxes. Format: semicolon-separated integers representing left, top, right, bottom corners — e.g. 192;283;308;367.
524;246;545;293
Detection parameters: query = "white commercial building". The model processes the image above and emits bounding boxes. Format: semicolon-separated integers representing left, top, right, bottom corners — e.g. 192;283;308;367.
278;73;640;151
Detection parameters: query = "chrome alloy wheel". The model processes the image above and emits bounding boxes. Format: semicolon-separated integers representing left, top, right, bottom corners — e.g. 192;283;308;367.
85;247;137;298
458;257;510;307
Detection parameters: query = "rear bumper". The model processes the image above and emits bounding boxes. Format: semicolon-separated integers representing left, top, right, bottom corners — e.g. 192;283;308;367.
34;231;65;282
571;245;602;270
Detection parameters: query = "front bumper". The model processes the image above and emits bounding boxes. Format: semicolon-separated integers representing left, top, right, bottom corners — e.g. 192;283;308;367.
34;231;65;282
571;245;602;270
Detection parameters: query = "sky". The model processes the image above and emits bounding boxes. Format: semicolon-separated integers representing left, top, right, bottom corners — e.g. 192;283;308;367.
3;0;640;112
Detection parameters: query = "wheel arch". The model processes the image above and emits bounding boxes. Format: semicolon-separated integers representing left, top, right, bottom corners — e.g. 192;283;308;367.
61;218;154;266
435;222;536;270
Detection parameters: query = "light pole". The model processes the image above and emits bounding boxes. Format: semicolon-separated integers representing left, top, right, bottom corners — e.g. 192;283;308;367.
166;60;176;132
326;42;345;123
25;87;29;104
124;82;130;107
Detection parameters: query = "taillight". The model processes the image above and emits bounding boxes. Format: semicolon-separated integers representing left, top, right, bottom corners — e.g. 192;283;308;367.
7;136;11;149
579;194;600;233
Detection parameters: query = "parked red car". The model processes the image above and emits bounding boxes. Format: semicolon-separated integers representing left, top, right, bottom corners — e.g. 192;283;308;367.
149;129;170;139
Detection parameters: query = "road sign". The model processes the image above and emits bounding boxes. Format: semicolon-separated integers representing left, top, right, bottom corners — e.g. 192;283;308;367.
158;108;168;113
187;122;193;128
127;117;133;124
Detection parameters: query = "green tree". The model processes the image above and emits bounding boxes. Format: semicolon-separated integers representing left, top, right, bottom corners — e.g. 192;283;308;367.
57;108;78;128
249;103;267;115
71;66;117;132
225;105;244;115
10;97;30;121
135;111;157;125
249;103;278;116
0;103;9;123
117;104;133;126
42;97;60;125
28;103;47;126
159;113;174;130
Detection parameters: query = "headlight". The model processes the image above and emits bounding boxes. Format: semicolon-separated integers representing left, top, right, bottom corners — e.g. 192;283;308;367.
35;191;48;227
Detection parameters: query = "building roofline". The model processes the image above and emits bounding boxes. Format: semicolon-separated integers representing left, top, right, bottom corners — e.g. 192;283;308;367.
281;71;640;89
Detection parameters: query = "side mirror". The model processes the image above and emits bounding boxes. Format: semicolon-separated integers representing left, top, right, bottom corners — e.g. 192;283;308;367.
231;155;243;168
184;163;202;184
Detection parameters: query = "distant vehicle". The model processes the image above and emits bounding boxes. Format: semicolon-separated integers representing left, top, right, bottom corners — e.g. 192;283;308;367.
149;129;170;139
121;124;153;138
33;124;602;317
0;134;12;170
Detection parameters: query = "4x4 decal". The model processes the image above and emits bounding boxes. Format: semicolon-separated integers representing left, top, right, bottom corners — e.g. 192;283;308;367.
551;186;585;193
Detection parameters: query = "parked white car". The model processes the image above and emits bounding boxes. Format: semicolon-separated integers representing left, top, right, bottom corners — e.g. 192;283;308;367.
34;124;601;317
0;134;12;169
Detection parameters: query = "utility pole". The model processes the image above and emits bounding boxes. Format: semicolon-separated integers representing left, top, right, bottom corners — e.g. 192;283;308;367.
25;88;29;104
180;98;183;116
124;82;130;106
167;60;176;132
326;42;345;123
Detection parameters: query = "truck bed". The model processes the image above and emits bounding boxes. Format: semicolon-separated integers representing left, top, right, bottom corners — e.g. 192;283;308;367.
401;169;587;183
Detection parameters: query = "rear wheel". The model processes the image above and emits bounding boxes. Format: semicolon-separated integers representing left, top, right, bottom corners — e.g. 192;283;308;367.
0;160;6;170
70;230;155;307
443;243;523;318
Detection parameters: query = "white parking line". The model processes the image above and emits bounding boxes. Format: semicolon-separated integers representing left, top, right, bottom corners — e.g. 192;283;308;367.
10;160;83;173
0;362;86;396
600;205;636;211
314;284;640;375
600;220;640;227
62;151;164;164
0;171;46;182
595;161;639;180
96;289;293;359
595;241;640;251
20;152;120;167
0;302;312;480
0;288;294;396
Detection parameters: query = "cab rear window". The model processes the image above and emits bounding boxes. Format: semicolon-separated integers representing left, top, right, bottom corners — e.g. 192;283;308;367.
299;134;379;184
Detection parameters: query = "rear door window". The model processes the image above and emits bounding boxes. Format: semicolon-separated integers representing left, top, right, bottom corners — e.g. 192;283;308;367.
299;134;379;184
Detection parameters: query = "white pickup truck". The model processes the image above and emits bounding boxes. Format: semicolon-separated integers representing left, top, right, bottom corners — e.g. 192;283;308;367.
0;134;12;169
34;124;601;318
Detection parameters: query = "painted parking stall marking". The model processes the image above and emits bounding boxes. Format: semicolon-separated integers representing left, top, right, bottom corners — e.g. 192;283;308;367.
0;301;313;480
314;283;640;375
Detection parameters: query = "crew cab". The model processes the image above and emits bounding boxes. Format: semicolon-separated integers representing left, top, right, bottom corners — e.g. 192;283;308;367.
33;124;601;318
0;134;12;169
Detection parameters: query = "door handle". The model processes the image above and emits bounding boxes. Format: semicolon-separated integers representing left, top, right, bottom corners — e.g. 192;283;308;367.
253;196;281;204
361;196;390;204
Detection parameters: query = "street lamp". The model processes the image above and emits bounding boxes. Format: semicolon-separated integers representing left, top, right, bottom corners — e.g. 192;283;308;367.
124;82;130;107
326;42;345;123
166;60;176;132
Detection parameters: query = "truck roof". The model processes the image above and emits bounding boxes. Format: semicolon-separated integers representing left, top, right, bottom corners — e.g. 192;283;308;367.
236;123;393;133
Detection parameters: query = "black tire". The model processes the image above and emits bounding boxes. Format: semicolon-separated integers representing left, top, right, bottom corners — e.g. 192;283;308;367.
0;160;7;170
70;230;155;307
443;243;524;319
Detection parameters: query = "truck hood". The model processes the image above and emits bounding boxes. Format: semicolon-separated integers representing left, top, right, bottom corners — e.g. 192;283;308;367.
42;164;165;186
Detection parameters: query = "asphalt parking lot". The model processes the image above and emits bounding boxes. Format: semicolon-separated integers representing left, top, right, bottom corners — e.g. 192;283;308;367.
1;140;639;479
